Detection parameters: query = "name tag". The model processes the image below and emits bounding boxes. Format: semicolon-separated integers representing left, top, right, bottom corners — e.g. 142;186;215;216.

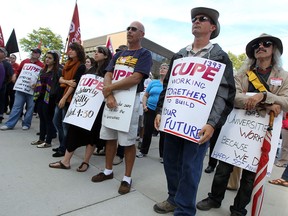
270;78;282;86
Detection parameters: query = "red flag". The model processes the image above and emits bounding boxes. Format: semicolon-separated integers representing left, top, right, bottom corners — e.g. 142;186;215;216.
0;26;4;47
106;37;114;56
251;111;275;216
67;3;81;48
5;29;19;55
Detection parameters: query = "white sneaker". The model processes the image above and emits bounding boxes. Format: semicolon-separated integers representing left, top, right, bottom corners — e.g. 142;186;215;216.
37;143;52;148
136;152;146;158
0;125;11;130
22;126;29;130
113;156;123;165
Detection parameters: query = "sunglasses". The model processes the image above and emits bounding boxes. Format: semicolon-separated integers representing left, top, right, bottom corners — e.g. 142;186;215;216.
126;26;138;32
252;41;273;50
192;16;210;23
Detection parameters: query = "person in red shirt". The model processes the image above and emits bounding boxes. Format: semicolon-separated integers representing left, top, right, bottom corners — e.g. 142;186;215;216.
1;48;44;130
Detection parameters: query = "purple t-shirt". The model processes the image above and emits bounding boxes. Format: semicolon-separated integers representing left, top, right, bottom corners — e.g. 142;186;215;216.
105;48;152;92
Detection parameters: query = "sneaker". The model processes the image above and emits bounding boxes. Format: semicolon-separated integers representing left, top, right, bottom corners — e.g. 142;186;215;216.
153;200;176;214
0;125;11;131
52;151;65;157
160;157;164;164
37;143;52;148
118;180;132;195
113;156;123;165
136;152;146;158
196;197;220;211
31;140;45;145
22;126;29;130
91;172;113;182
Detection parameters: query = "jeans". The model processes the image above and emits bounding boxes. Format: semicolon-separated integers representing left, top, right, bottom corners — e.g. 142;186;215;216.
53;105;69;153
5;91;34;128
282;165;288;181
37;99;55;144
209;161;256;216
163;133;209;216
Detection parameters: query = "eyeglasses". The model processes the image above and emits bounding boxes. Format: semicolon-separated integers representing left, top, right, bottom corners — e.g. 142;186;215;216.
192;16;210;23
126;26;138;32
252;41;273;50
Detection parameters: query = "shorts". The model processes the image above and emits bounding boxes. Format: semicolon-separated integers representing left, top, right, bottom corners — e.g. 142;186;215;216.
100;94;140;146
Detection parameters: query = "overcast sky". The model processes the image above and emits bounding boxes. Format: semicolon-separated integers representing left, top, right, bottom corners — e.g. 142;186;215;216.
1;0;288;67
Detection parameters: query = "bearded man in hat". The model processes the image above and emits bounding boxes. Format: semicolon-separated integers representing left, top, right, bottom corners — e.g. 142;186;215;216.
197;33;288;216
153;7;236;215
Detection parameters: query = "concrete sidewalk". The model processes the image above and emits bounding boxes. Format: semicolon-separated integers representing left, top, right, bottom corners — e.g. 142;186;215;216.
0;115;287;216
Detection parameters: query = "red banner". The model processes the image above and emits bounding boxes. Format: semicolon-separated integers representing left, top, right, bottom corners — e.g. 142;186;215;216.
106;37;114;56
68;3;81;48
0;26;4;47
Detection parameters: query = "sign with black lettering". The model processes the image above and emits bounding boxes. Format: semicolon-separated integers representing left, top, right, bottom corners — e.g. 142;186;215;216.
14;63;42;95
64;74;104;130
159;56;225;142
102;64;137;132
212;109;282;175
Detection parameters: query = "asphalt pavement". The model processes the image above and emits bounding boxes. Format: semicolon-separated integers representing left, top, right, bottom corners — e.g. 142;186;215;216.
0;114;287;216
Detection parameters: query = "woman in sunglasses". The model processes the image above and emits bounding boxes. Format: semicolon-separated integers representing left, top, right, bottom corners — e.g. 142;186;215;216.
49;46;112;172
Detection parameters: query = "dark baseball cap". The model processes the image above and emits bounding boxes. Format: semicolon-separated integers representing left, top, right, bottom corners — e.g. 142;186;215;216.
31;48;42;54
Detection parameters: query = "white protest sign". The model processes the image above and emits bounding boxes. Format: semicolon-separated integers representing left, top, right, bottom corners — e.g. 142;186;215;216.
63;74;104;131
159;56;226;142
212;109;282;175
102;64;137;132
14;63;42;95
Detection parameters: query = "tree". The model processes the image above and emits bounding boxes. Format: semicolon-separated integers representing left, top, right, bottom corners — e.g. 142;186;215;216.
19;27;63;61
228;51;247;73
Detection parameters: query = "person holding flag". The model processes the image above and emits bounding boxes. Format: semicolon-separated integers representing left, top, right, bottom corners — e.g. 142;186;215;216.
197;33;288;216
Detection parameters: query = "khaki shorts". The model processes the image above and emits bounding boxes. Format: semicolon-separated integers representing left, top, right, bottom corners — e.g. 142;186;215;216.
100;94;140;146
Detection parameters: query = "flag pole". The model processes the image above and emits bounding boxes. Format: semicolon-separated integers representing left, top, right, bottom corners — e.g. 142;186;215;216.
61;0;78;64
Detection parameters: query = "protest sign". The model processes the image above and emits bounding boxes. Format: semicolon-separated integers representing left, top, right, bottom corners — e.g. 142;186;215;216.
212;109;282;175
64;74;104;130
102;64;137;132
159;56;225;142
13;63;42;95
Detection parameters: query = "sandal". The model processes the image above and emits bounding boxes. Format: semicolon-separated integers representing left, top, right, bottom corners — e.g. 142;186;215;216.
49;161;70;169
268;178;288;187
77;162;89;172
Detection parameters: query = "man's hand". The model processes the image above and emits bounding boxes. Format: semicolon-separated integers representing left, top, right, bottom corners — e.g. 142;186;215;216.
198;124;214;145
106;94;117;109
244;93;264;110
103;85;113;98
154;114;161;131
265;104;281;117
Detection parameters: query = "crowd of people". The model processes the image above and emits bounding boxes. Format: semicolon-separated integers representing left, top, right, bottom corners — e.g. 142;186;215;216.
1;6;288;216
